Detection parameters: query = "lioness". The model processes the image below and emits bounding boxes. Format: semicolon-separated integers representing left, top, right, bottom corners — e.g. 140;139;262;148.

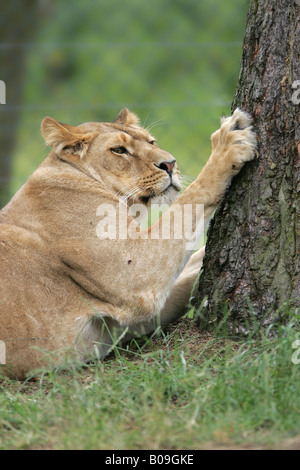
0;108;256;379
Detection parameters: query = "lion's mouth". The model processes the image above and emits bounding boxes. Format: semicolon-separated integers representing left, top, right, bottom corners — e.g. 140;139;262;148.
140;181;180;205
160;176;182;195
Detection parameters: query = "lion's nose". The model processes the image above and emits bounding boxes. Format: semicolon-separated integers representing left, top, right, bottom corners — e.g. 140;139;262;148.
155;159;176;176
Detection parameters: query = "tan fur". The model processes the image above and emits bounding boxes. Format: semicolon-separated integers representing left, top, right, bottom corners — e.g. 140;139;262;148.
0;108;256;378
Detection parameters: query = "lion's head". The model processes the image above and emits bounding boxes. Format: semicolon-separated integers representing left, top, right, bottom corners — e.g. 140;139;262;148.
41;108;182;207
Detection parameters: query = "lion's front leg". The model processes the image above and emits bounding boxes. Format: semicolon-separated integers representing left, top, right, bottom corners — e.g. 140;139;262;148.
172;108;257;236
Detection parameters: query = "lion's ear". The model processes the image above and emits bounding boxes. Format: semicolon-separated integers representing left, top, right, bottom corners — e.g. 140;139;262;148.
41;117;96;159
113;108;140;127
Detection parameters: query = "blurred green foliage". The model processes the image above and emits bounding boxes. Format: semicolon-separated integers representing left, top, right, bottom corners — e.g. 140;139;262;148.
11;0;249;195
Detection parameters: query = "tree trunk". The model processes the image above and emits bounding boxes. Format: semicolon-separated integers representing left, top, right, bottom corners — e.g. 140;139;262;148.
196;0;300;333
0;1;39;208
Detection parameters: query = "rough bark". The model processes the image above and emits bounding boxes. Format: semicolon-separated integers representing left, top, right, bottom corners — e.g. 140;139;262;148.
0;1;39;208
196;0;300;333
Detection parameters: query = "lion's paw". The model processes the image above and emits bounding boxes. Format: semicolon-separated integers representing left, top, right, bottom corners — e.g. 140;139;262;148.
211;108;257;173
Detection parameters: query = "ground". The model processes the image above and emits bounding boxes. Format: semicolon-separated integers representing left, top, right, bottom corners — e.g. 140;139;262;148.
1;316;300;450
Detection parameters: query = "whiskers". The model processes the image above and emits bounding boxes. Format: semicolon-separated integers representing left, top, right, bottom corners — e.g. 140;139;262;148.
144;118;165;134
180;174;195;190
116;179;144;205
116;174;194;205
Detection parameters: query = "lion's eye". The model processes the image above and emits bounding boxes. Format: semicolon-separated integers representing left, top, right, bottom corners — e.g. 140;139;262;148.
111;147;128;155
149;140;156;145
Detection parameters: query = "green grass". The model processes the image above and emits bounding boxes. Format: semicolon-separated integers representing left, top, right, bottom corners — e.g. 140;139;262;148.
1;309;300;450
